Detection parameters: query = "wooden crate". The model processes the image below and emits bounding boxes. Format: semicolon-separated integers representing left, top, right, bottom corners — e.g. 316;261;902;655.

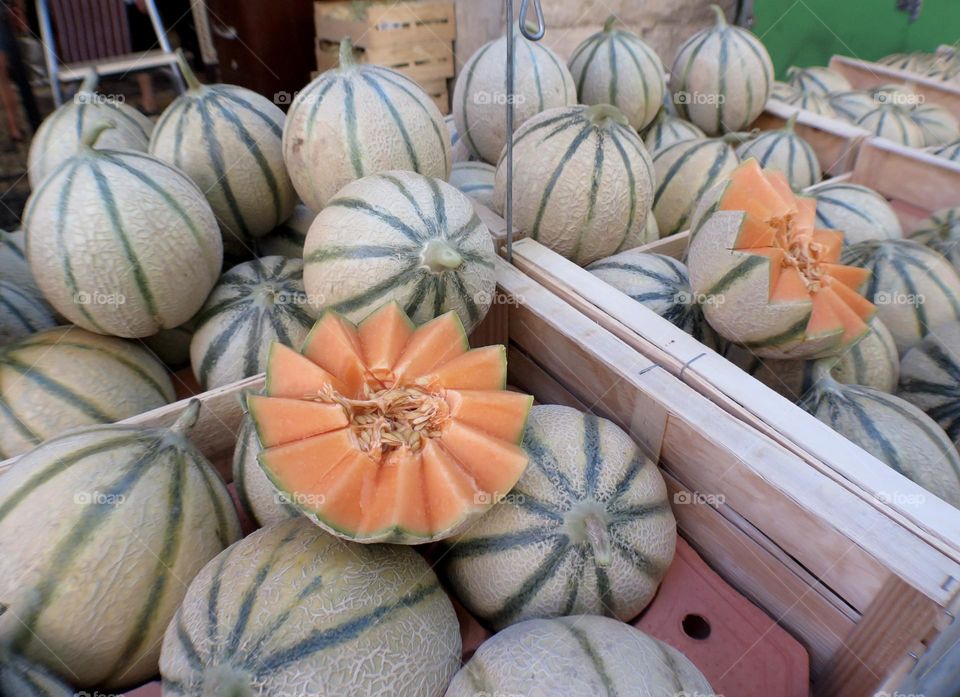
752;98;870;175
830;54;960;120
64;260;960;696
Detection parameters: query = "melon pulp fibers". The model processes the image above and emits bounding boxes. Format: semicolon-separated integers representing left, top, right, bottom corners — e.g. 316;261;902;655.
687;158;876;359
251;302;533;544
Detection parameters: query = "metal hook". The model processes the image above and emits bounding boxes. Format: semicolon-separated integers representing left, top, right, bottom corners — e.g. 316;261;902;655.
519;0;546;41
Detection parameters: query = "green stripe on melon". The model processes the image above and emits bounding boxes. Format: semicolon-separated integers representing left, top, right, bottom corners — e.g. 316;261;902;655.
444;405;675;629
0;326;175;458
160;518;459;696
0;281;57;346
929;138;960;163
781;91;838;118
652;136;739;236
855;105;925;147
898;321;960;449
771;80;801;102
641;110;705;155
588;250;721;348
841;238;960;353
493;104;656;265
0;229;39;295
255;203;316;259
284;40;451;211
801;366;960;507
0;649;73;697
669;5;773;135
568;16;666;131
828;90;878;123
28;71;154;188
445;616;713;697
811;181;903;245
190;256;314;390
149;55;297;257
0;403;241;689
449;161;496;209
232;411;299;527
786;65;852;95
453;32;576;164
444;114;474;164
23;126;223;338
303;170;495;332
908;103;960;146
910;206;960;274
735;114;821;190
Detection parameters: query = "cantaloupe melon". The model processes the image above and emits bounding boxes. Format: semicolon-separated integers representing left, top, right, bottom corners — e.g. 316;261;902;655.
687;159;876;359
641;109;706;155
800;365;960;507
303;171;495;332
0;229;39;295
652;136;739;236
910;207;960;274
780;91;838;118
828;90;878;123
445;114;473;164
0;648;73;697
444;405;675;629
734;113;821;190
449;161;495;209
161;518;460;697
588;250;721;348
786;65;852;95
27;71;153;187
0;326;175;457
445;616;713;697
255;202;315;259
23;124;223;338
771;80;801;102
929;138;960;163
0;281;56;346
728;317;899;400
0;402;242;689
232;410;299;527
283;39;451;211
669;5;773;135
811;181;903;245
909;103;960;146
568;16;666;131
879;53;936;73
898;321;960;449
190;256;314;390
493;105;655;265
149;53;297;256
855;105;925;147
841;238;960;353
453;32;576;164
252;303;532;543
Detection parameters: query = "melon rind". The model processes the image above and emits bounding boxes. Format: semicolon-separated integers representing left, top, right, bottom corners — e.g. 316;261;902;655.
898;321;960;450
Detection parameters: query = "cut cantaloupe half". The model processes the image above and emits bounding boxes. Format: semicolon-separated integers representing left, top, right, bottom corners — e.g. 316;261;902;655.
253;302;532;544
713;158;876;358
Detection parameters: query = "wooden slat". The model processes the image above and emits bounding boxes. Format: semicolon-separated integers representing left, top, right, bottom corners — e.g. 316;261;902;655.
816;576;941;697
753;100;870;175
510;240;960;576
315;0;456;49
830;55;960;120
636;229;690;257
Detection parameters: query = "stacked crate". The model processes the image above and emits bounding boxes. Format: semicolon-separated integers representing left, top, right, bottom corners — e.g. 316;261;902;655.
314;0;456;114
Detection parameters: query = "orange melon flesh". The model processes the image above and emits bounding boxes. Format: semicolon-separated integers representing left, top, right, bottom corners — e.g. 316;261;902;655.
417;345;507;390
358;302;414;373
439;420;529;494
714;160;877;354
247;396;348;447
446;390;533;443
393;313;469;381
301;312;368;396
253;306;532;542
266;343;347;398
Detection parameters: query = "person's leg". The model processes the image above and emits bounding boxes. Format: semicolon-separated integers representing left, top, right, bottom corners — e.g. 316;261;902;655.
136;71;157;114
0;53;24;141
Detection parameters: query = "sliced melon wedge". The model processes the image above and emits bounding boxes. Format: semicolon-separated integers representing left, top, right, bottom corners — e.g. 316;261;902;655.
688;158;876;359
253;305;532;544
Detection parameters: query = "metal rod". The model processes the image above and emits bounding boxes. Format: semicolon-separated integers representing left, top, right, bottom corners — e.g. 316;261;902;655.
519;0;546;40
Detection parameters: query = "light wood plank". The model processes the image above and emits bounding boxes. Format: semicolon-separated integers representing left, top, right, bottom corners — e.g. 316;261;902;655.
852;137;960;215
830;55;960;120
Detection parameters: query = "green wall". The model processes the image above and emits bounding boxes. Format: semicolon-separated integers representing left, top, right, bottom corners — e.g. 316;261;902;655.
751;1;960;79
